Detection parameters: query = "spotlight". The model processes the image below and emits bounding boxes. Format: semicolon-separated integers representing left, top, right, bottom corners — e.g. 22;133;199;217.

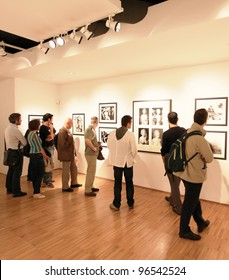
37;42;49;54
69;30;83;44
0;42;7;57
56;35;67;46
49;38;56;48
80;25;93;40
106;16;121;32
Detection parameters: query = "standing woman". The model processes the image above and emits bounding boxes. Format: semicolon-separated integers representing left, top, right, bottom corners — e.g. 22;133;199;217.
27;119;49;199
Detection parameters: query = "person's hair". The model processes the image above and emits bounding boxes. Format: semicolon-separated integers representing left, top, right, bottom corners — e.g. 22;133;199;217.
194;108;208;125
168;111;178;124
8;113;21;124
121;115;132;127
29;119;40;130
91;116;98;124
43;113;53;122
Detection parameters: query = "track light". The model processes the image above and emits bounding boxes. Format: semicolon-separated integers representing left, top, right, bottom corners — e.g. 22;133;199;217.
49;38;57;48
106;16;121;32
80;25;93;40
56;34;68;46
69;30;83;44
37;42;49;54
0;42;7;57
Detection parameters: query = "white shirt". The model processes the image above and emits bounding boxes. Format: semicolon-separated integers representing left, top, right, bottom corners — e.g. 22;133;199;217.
4;123;27;149
107;129;137;168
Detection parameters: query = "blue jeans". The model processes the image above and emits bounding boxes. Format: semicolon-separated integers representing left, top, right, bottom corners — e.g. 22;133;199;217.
179;180;205;234
6;150;24;194
113;165;134;208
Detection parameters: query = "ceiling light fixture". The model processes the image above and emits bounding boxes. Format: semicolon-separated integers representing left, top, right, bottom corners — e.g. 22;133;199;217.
106;15;121;32
56;34;67;46
0;42;7;57
37;42;49;54
69;30;83;44
80;25;93;40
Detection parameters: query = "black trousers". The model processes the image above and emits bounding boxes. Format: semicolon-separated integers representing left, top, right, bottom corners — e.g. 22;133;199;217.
113;165;134;208
6;150;24;195
30;154;45;194
179;180;205;234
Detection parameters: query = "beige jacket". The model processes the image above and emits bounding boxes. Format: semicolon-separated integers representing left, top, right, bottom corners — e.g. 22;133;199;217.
174;122;213;183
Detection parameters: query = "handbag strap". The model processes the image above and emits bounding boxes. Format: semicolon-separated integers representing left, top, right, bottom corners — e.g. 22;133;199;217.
4;138;6;151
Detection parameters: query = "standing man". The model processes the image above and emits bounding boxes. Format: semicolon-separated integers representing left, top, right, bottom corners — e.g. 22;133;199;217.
39;113;55;188
5;113;27;197
107;115;138;210
175;109;214;240
84;116;100;197
160;112;186;215
57;117;82;192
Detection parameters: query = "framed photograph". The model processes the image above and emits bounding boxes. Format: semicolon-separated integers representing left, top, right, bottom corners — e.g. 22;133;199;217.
99;102;117;124
133;99;172;153
195;97;228;126
72;113;85;135
98;127;116;147
28;115;43;125
205;131;227;160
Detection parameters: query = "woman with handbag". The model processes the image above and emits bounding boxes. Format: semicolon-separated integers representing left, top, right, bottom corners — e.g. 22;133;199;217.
27;119;49;199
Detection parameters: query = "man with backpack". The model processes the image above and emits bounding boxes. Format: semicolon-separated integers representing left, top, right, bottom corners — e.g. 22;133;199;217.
175;109;214;241
161;112;186;215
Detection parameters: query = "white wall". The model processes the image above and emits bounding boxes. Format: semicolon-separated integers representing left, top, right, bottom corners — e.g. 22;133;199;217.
1;62;229;205
59;61;229;205
0;79;15;174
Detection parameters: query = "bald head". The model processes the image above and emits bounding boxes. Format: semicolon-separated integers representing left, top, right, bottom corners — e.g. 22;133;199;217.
64;118;73;129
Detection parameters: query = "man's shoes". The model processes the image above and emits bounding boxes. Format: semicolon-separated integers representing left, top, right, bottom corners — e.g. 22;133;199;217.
12;191;27;197
91;187;99;192
85;192;96;197
165;196;170;202
6;190;12;194
62;188;74;192
128;205;134;209
198;220;210;233
71;183;82;188
110;203;119;211
179;231;201;241
172;206;181;215
51;180;55;182
46;183;54;188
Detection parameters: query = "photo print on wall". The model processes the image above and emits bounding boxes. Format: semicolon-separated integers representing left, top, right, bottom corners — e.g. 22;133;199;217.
133;99;172;153
72;113;85;135
99;102;117;124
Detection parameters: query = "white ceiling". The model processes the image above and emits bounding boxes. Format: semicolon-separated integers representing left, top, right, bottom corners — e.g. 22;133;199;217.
1;0;229;85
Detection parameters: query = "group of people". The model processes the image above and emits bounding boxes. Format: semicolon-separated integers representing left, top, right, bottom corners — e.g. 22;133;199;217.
4;108;213;240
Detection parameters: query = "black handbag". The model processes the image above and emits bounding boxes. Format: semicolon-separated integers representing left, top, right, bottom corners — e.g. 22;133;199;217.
97;144;105;160
3;139;20;166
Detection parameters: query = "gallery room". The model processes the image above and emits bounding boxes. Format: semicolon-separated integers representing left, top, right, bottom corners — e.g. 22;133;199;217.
0;0;229;261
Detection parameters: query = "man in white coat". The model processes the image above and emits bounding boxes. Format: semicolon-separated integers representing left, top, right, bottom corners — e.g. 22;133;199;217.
107;115;138;210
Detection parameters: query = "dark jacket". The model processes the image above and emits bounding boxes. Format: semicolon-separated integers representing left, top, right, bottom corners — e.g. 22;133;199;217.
57;127;75;161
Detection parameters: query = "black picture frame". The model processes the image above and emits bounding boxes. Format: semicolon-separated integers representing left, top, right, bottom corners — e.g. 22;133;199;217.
195;97;228;126
133;99;172;153
205;131;227;160
98;127;116;147
72;113;85;135
99;102;117;124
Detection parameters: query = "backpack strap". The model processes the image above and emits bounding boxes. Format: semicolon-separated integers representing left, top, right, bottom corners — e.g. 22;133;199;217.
186;130;203;163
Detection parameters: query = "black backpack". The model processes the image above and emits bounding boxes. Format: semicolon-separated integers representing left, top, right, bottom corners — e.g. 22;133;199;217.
165;130;202;174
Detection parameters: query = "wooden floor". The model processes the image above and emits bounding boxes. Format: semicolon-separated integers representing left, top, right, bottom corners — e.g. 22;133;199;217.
0;169;229;260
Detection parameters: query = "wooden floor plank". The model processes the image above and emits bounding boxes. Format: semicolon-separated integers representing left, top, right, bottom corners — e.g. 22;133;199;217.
0;169;228;260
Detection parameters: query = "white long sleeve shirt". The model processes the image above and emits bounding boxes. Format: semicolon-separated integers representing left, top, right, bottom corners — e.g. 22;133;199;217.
107;129;137;168
4;123;27;149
